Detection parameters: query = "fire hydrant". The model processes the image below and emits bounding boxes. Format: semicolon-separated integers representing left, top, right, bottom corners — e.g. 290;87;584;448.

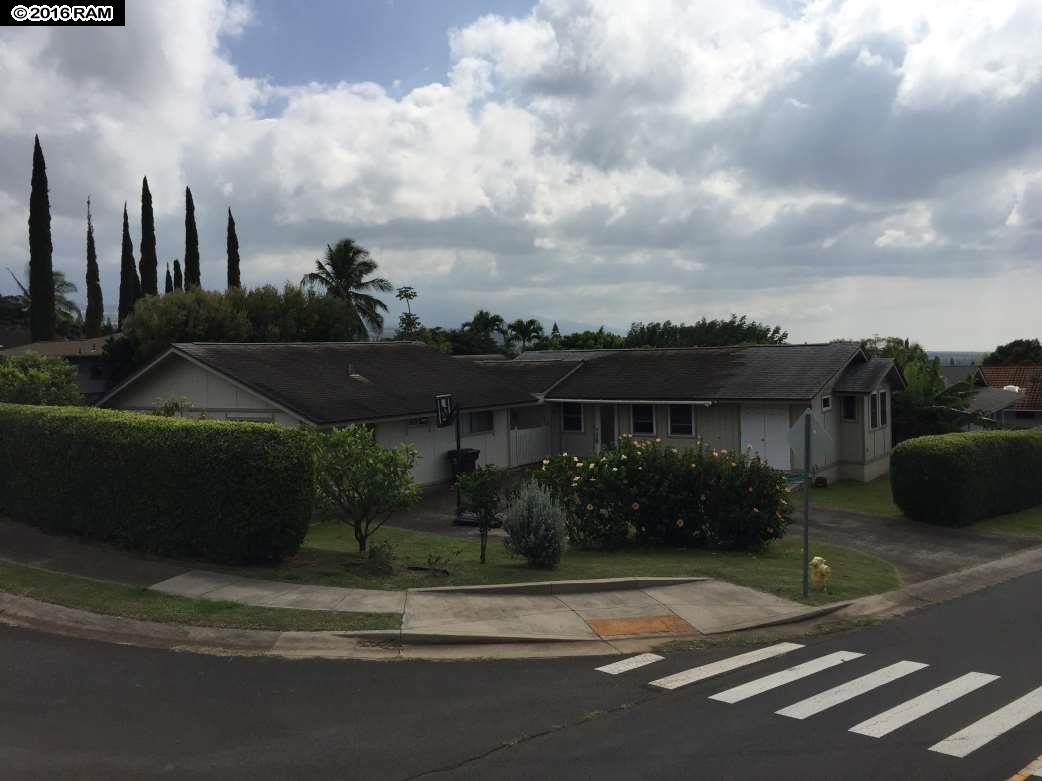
810;556;831;592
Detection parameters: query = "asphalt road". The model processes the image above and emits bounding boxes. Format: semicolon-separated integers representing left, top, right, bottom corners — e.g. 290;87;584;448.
3;572;1042;780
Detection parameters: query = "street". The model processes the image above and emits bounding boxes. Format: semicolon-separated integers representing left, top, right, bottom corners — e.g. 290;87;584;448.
2;571;1042;780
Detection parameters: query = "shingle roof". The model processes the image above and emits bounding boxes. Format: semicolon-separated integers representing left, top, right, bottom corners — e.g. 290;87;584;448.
476;359;583;395
832;357;904;393
515;349;621;363
940;365;985;388
968;386;1022;415
132;342;538;424
979;366;1042;411
545;343;864;402
0;335;113;358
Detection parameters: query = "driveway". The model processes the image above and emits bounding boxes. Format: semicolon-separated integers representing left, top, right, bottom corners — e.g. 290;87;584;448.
795;508;1036;583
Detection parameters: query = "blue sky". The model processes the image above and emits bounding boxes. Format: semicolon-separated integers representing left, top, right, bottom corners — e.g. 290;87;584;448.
1;1;1041;349
225;0;536;90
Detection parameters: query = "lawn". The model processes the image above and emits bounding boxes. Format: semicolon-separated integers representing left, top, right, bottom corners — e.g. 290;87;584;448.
976;504;1042;538
0;561;400;632
811;476;900;516
229;523;901;606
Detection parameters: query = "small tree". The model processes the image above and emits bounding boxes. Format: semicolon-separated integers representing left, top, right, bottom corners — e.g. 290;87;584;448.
313;425;419;554
458;465;502;563
0;352;81;405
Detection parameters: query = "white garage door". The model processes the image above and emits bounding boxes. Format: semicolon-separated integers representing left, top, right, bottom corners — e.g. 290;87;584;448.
740;405;791;470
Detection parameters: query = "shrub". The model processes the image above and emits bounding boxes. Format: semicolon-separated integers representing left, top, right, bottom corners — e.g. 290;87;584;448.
536;435;791;551
503;482;566;568
891;428;1042;526
0;351;81;405
0;403;315;562
458;465;503;564
313;424;419;554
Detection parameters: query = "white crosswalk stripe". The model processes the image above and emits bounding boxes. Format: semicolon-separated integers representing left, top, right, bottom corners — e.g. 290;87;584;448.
596;654;664;675
648;642;804;691
929;684;1042;758
709;651;864;704
776;661;928;720
849;672;1000;738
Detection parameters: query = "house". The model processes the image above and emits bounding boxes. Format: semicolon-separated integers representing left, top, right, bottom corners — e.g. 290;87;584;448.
978;366;1042;429
98;342;542;485
496;342;904;482
0;335;116;403
100;340;903;485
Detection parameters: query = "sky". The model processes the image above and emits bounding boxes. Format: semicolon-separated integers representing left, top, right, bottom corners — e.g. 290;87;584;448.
1;0;1040;350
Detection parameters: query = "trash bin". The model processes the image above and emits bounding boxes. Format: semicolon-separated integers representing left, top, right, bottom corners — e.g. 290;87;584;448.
447;447;481;478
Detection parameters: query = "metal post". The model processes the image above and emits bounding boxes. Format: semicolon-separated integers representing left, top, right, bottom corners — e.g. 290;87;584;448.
802;409;811;598
455;408;462;516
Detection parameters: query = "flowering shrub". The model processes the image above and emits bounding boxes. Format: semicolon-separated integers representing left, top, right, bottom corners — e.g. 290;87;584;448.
502;481;566;569
535;435;791;551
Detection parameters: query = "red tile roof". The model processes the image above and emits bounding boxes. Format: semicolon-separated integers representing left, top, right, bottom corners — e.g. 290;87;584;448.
979;366;1042;410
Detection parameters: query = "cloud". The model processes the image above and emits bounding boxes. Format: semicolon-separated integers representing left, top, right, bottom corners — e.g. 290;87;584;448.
0;0;1040;349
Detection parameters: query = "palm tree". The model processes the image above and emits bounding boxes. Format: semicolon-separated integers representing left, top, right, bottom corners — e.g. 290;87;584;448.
464;309;507;339
7;263;81;324
301;239;392;336
507;318;544;352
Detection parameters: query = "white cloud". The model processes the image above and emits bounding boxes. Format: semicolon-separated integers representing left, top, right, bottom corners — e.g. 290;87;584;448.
1;0;1041;348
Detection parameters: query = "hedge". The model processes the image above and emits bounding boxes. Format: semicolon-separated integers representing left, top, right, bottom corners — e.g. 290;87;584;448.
890;427;1042;526
0;404;315;563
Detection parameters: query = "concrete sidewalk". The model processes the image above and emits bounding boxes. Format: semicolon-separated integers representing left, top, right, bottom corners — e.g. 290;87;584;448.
150;569;841;641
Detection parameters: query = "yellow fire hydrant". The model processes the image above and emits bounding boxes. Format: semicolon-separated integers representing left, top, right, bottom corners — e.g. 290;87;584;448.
810;556;831;592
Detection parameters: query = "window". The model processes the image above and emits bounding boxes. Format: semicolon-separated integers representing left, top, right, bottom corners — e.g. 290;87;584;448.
842;396;857;421
879;391;888;427
821;396;832;412
464;410;494;434
669;405;694;436
561;403;583;433
632;404;655;435
870;393;879;429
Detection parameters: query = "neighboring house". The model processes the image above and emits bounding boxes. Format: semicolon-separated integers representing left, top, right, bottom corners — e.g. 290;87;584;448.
978;366;1042;429
504;343;904;483
0;335;115;403
100;340;904;485
99;342;541;485
939;365;986;389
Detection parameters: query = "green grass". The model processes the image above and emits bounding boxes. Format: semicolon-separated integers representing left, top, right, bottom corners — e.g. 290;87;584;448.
975;504;1042;538
228;524;900;606
0;561;400;632
812;476;900;516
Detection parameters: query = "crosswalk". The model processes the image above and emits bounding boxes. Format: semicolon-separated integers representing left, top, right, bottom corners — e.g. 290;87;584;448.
596;642;1042;766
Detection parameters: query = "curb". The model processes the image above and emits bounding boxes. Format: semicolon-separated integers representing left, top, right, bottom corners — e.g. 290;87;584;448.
409;576;707;596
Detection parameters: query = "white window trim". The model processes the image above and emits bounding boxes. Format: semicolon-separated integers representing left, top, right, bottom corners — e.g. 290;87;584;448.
668;404;696;437
631;403;656;436
878;390;888;428
821;395;832;412
561;402;584;433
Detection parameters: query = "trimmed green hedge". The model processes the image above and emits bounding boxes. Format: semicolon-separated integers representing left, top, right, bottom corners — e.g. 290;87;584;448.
891;427;1042;526
0;404;315;562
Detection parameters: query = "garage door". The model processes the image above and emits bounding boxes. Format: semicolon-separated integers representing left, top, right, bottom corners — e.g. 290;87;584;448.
740;405;791;470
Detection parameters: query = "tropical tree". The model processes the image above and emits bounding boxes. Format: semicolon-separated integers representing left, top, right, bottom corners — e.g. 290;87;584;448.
301;238;392;336
394;286;421;338
28;135;54;341
625;315;787;348
463;309;507;340
7;264;81;326
891;357;987;441
507;318;545;352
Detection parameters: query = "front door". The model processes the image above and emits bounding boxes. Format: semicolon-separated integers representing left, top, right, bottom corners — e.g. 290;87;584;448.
740;405;791;470
596;405;616;452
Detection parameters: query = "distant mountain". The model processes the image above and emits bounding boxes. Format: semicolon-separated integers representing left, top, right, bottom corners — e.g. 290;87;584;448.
929;351;986;366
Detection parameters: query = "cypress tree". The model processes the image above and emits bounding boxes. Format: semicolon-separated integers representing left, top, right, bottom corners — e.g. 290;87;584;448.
28;135;55;341
184;186;200;288
164;263;173;294
173;259;183;291
84;197;104;337
139;176;158;295
226;207;240;289
118;203;140;328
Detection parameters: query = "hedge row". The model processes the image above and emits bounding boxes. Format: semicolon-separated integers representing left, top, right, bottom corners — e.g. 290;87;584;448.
890;427;1042;526
0;404;315;562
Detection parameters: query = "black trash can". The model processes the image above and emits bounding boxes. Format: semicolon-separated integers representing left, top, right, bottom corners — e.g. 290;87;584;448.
447;447;481;478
